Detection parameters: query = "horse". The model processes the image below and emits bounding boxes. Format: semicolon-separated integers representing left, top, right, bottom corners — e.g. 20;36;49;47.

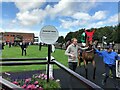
78;41;97;79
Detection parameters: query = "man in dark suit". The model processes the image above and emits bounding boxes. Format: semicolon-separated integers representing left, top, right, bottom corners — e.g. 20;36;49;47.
39;42;42;51
20;41;28;56
2;42;4;50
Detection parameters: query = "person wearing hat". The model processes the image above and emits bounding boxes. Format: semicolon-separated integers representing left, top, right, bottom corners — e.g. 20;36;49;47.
94;44;120;86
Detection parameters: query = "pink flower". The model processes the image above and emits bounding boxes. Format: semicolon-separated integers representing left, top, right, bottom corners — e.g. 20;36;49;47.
13;81;19;85
21;84;26;89
41;77;44;80
34;81;39;85
25;78;31;83
35;76;38;78
38;86;44;90
40;74;44;77
44;75;47;80
38;75;41;78
26;84;36;89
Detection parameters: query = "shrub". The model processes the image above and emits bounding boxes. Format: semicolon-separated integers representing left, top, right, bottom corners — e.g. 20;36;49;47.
10;73;61;90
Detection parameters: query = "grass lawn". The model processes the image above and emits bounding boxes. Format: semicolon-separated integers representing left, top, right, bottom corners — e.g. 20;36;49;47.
1;45;68;72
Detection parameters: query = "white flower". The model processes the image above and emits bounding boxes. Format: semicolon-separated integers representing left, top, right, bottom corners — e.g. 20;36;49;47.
56;79;60;82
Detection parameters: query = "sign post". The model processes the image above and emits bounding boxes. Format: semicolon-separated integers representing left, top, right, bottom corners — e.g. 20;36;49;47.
47;45;51;82
40;25;59;82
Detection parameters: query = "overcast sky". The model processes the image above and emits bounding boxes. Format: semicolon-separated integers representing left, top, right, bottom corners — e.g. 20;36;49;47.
1;0;119;37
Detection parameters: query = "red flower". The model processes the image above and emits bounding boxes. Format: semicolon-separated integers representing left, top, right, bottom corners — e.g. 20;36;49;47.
13;81;19;85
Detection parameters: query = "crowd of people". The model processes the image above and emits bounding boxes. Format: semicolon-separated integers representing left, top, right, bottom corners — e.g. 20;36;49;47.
1;41;30;56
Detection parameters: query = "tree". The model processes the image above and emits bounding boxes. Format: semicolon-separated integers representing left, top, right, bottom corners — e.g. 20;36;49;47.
57;36;65;43
65;32;73;42
116;24;120;43
64;25;119;43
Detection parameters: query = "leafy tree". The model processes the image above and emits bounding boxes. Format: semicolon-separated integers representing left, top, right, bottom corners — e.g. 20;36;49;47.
57;36;65;43
64;25;120;43
115;24;120;43
65;32;73;42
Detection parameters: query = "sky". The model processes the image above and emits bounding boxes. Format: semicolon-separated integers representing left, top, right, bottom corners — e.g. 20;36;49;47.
1;0;120;37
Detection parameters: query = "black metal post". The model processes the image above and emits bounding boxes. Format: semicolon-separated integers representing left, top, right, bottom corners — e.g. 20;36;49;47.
47;44;51;82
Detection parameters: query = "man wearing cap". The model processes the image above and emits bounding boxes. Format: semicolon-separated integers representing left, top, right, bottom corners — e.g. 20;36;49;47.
94;44;120;86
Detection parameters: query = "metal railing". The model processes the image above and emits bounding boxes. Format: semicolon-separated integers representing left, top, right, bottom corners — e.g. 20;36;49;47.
0;76;24;90
0;57;103;90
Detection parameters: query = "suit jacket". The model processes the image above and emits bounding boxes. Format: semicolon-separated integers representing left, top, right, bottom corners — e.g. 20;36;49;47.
21;43;27;50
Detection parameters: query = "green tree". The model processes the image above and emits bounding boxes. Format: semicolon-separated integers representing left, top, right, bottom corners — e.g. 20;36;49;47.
65;32;73;42
116;24;120;43
64;25;119;43
57;36;65;43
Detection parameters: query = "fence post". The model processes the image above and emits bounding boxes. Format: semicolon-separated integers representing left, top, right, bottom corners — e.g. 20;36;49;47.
47;45;51;82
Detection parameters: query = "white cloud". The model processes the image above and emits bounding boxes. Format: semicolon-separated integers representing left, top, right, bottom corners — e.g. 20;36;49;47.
16;9;47;26
107;14;118;23
12;19;16;23
14;0;98;26
87;21;105;29
60;19;80;29
0;28;5;32
72;12;91;20
14;1;46;26
60;10;108;29
15;0;45;12
59;31;69;37
86;13;118;29
46;0;75;18
92;11;107;20
2;1;118;38
1;0;120;2
43;0;97;19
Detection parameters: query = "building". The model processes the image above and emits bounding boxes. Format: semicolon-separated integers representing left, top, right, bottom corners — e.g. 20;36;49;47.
1;32;34;43
34;37;39;44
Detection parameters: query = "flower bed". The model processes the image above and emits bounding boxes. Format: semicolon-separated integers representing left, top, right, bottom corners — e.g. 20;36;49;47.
8;73;61;90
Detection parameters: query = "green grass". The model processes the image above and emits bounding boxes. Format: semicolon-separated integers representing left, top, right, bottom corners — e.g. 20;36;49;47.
1;45;68;72
2;45;48;58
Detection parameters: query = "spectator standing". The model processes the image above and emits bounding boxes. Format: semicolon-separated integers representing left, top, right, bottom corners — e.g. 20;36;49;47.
39;42;42;51
20;41;28;56
65;38;79;71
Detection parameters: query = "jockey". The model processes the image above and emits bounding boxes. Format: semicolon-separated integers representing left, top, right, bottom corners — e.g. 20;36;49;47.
79;29;96;53
85;29;95;45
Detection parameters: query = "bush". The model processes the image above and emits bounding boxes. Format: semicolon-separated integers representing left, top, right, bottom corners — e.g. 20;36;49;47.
11;73;61;90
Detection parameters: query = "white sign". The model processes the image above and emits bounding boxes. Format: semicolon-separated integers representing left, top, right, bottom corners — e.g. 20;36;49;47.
116;60;120;78
40;25;59;44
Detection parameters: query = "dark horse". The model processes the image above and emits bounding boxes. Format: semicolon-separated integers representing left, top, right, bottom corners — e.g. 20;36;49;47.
78;41;97;79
